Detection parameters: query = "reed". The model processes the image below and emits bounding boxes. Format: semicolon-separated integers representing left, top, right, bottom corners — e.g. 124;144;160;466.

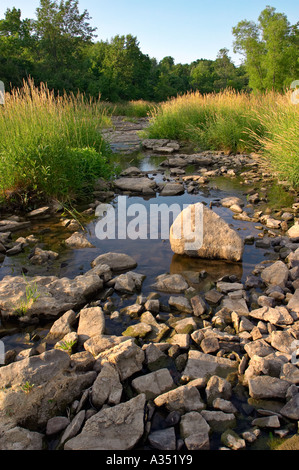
145;89;299;186
0;79;114;206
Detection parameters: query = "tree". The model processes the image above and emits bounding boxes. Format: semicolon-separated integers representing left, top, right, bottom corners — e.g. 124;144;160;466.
0;8;36;88
33;0;97;91
233;6;299;91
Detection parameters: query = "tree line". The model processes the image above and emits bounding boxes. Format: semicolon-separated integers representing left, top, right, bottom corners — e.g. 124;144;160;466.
0;1;298;102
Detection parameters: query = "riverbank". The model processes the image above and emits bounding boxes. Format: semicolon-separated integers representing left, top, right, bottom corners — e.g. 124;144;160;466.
0;116;298;450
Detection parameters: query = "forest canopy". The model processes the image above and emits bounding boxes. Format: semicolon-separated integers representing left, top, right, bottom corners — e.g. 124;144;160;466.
0;1;298;101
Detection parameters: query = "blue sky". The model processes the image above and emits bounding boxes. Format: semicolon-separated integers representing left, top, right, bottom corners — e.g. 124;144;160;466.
0;0;298;64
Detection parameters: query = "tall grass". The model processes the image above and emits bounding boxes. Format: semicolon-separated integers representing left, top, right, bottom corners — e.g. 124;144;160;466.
254;92;299;187
100;100;159;118
145;89;299;186
0;79;114;206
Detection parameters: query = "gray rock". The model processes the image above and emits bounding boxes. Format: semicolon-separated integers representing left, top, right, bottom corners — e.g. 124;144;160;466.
94;339;144;381
0;426;44;450
252;415;280;428
46;416;70;436
206;376;232;406
182;350;238;381
91;362;122;408
84;334;128;357
45;309;77;342
64;232;94;249
60;410;86;445
244;339;275;358
91;252;137;272
0;349;96;429
190;295;207;316
180;411;210;439
160;182;184;196
280;394;299;420
248;376;290;399
154;274;188;294
169;296;192;313
148;427;176;450
114;272;145;293
185;432;210;450
154;384;206;413
170;204;244;262
77;307;105;344
64;394;146;450
287;289;299;314
261;261;289;287
0;272;103;321
114;177;156;193
201;410;236;433
131;368;175;399
221;429;246;450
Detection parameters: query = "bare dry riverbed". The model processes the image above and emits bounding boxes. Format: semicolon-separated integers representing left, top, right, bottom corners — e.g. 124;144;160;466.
0;117;298;451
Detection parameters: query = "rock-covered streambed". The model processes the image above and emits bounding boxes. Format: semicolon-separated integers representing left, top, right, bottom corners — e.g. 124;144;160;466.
0;117;299;450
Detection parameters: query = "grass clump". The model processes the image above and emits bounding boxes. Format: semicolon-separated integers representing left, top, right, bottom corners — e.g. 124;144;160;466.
145;89;299;186
0;79;115;207
101;99;159;118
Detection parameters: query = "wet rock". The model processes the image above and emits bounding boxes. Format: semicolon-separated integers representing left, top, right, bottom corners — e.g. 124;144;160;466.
153;274;188;294
114;177;156;193
91;252;137;272
169;203;244;262
252;415;280;428
27;206;51;218
113;271;145;294
148;427;176;451
0;220;31;233
221;429;246;450
64;394;146;450
160;182;184;196
120;167;143;177
201;410;236;433
28;247;59;265
169;296;192;313
64;232;94;249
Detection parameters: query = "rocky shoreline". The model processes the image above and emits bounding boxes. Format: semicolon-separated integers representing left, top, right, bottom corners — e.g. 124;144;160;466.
0;121;299;450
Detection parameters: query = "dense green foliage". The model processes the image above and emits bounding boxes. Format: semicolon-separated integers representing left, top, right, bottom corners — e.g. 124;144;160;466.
0;0;250;101
0;2;297;102
0;80;114;205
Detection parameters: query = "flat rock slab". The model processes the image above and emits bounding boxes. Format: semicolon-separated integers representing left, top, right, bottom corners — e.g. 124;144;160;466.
182;350;238;381
114;177;156;193
91;252;137;272
0;273;103;320
65;394;146;450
